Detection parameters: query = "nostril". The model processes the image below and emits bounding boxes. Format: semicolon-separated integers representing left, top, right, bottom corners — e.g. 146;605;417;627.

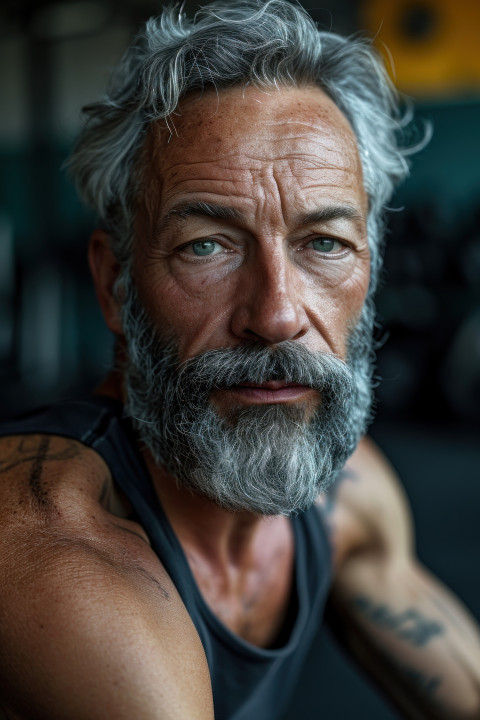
292;325;308;341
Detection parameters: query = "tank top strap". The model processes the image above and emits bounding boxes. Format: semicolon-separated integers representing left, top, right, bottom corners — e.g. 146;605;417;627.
295;500;332;597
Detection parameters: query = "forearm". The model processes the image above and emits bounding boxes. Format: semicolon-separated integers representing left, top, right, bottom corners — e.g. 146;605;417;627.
329;560;480;719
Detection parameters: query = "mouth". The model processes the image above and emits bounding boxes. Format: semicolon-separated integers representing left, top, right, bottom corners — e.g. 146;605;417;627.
222;380;315;404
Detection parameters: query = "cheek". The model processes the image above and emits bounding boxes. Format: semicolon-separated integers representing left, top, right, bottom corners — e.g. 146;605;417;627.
135;260;238;357
302;256;365;292
305;262;370;356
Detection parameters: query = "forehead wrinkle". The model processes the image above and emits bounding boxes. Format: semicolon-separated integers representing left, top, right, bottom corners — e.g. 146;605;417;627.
156;157;364;234
151;121;360;183
259;122;358;149
165;139;353;169
139;86;367;240
160;176;258;203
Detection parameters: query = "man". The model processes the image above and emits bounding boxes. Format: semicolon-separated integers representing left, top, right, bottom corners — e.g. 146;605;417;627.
0;1;479;718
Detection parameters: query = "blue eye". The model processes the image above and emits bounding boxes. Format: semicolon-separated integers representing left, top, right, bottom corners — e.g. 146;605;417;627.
308;237;343;253
191;240;219;256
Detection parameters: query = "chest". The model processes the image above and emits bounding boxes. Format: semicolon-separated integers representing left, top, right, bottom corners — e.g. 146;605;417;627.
185;525;296;648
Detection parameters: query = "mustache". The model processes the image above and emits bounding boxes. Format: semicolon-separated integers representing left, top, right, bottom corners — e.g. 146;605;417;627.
170;341;355;395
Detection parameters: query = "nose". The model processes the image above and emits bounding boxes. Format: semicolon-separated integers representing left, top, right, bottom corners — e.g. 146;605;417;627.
230;244;309;344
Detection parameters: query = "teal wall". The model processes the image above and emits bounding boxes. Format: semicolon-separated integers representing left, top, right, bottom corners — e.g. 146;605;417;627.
399;99;480;210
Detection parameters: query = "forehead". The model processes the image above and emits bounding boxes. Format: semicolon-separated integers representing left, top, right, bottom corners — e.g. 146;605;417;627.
140;84;365;218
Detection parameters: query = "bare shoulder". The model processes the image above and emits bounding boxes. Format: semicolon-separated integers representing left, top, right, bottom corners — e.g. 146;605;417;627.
0;433;108;514
0;432;141;544
0;434;213;720
317;436;414;571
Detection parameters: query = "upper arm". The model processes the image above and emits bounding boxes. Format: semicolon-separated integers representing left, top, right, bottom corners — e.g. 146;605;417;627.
321;437;480;719
317;436;413;574
0;434;214;720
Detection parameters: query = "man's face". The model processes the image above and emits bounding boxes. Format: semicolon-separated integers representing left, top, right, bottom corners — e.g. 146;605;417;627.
119;85;373;515
133;85;370;400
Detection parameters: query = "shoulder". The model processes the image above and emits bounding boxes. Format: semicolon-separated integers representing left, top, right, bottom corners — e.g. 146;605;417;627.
317;436;414;574
0;432;106;511
0;431;181;603
0;432;132;537
0;433;213;719
0;431;171;605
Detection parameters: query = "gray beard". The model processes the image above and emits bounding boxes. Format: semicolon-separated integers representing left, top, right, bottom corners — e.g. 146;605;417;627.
119;270;375;516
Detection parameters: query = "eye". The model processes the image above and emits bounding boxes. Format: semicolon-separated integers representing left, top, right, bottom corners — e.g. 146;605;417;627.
307;237;346;254
185;239;224;256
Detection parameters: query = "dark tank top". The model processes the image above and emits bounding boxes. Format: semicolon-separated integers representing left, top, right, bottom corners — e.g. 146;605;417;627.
0;396;332;720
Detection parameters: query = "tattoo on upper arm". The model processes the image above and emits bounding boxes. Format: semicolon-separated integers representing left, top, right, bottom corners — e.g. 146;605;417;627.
136;566;170;600
351;594;444;647
29;436;51;508
0;436;83;514
0;436;82;475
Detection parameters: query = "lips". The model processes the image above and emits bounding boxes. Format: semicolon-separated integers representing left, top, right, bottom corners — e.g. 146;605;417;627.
236;381;306;390
223;380;314;403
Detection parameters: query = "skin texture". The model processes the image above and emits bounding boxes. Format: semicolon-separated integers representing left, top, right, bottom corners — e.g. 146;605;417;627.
318;439;480;719
133;85;370;363
0;85;480;719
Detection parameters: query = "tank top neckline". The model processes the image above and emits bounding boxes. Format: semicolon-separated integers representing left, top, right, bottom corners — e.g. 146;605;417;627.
151;490;309;659
127;445;310;659
87;394;314;660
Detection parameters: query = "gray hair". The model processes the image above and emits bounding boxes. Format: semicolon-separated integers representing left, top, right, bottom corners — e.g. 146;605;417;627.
68;0;416;291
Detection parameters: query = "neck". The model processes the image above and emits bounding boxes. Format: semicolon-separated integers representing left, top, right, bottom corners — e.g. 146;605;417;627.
143;451;276;569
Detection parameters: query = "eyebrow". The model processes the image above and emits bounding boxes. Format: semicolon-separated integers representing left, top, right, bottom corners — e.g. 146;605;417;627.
297;205;365;226
157;201;364;234
159;202;245;231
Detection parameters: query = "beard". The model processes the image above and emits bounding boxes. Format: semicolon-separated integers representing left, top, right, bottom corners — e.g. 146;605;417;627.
119;269;375;516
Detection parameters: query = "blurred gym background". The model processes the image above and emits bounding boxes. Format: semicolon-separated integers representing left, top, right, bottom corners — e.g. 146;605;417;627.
0;0;479;717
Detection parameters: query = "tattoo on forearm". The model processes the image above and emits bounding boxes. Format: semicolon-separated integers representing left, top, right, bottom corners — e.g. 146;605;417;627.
397;660;442;695
351;595;444;647
0;436;82;475
386;652;443;702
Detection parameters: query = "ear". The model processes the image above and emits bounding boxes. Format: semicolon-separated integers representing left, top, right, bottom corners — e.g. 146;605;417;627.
88;230;124;336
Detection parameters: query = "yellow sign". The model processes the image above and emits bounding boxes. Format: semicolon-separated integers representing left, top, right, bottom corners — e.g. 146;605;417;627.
361;0;480;96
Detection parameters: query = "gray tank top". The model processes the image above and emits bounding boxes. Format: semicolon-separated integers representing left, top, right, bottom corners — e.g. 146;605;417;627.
0;396;332;720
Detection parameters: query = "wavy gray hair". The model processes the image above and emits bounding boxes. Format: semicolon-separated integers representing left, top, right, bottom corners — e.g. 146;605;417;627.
68;0;414;291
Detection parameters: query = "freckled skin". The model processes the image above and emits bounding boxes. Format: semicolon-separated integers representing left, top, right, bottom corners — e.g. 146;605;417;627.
133;85;370;372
